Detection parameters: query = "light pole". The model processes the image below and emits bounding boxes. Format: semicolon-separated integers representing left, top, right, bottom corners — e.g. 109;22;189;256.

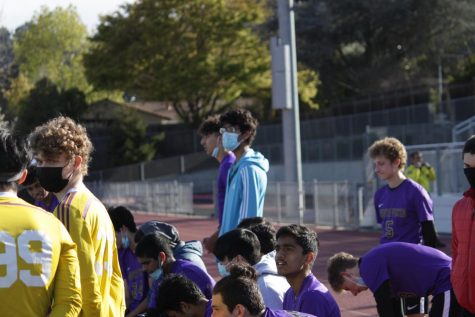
271;0;304;224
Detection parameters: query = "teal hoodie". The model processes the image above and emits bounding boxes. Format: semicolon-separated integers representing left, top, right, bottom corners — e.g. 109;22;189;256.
219;149;269;236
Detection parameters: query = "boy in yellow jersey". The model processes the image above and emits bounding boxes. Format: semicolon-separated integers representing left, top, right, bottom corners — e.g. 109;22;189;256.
0;127;81;317
29;116;126;317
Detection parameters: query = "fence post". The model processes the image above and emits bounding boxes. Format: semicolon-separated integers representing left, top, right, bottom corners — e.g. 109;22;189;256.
344;180;350;224
435;148;442;196
333;183;339;228
358;185;364;226
313;180;319;226
277;182;282;223
140;163;145;181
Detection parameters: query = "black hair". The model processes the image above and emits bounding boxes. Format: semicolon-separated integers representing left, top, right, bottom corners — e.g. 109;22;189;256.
198;115;221;136
0;127;29;190
213;265;265;315
237;217;264;228
135;232;174;261
22;164;39;186
155;274;205;315
107;206;137;232
276;224;319;255
410;151;421;159
238;218;276;254
463;135;475;156
219;109;258;145
214;229;261;265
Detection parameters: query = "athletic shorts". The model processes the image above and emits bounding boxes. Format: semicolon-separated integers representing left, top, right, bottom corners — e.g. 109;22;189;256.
400;296;428;315
430;289;461;317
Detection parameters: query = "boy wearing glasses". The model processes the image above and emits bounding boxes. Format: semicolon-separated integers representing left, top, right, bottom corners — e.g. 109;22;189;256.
218;109;269;237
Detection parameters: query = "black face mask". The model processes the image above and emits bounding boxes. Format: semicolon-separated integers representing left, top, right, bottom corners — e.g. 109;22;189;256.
464;167;475;189
36;166;71;193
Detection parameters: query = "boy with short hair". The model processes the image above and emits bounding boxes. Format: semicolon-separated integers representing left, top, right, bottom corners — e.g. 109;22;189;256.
134;233;215;310
29;116;125;317
0;127;82;316
275;225;340;317
327;242;459;317
22;164;59;212
199;115;236;253
108;206;148;316
151;274;212;317
214;228;290;309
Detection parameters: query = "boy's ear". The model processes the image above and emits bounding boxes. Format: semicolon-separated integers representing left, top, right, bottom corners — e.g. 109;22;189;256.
17;169;28;185
73;155;82;169
305;251;316;266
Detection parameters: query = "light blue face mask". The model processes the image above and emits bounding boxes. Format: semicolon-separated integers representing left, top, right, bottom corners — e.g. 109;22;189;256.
150;261;163;281
211;146;219;158
217;262;229;277
121;234;130;249
222;132;241;151
355;276;366;287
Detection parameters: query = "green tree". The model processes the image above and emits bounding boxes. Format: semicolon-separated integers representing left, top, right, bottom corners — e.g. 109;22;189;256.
109;108;163;166
15;78;88;135
85;0;273;127
295;0;475;105
13;6;90;93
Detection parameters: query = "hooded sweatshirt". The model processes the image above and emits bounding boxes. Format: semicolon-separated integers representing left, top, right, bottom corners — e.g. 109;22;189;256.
255;251;290;309
219;149;269;236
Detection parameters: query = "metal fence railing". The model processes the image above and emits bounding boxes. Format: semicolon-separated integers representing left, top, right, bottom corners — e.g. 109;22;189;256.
86;180;194;214
263;181;359;229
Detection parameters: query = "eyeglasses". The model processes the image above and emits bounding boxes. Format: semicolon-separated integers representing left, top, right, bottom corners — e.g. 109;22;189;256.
219;127;238;134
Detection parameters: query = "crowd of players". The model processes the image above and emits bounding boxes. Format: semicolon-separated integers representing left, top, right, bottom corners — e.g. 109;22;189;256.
0;112;474;317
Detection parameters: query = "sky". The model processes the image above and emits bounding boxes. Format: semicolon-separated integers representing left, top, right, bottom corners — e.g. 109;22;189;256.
0;0;136;34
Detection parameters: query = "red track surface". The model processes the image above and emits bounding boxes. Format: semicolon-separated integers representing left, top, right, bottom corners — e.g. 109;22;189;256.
133;213;453;317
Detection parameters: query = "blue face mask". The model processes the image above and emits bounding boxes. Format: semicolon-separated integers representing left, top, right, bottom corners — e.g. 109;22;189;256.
222;132;241;151
211;146;219;158
217;262;229;277
355;276;366;287
121;234;129;249
150;261;163;281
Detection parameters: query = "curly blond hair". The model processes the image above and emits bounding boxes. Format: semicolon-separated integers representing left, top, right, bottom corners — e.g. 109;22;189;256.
368;137;407;170
28;116;93;175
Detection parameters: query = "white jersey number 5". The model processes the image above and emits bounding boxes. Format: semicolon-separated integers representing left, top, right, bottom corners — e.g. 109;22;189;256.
0;231;53;287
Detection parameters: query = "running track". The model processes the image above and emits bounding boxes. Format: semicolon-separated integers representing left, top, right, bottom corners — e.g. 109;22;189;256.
133;213;453;317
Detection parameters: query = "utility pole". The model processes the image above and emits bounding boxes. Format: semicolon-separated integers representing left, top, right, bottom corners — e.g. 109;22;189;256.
271;0;304;223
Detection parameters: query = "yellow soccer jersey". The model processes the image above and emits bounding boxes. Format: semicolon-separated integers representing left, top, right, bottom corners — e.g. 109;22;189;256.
54;188;125;317
0;194;82;317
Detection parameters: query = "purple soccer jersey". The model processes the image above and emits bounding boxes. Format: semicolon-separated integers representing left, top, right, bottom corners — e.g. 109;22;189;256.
359;242;452;298
283;273;340;317
374;179;434;244
118;248;148;311
205;300;212;317
263;307;317;317
217;152;236;227
149;259;216;309
34;194;60;212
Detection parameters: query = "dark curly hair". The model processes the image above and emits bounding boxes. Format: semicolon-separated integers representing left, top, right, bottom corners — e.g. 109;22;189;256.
219;109;258;145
